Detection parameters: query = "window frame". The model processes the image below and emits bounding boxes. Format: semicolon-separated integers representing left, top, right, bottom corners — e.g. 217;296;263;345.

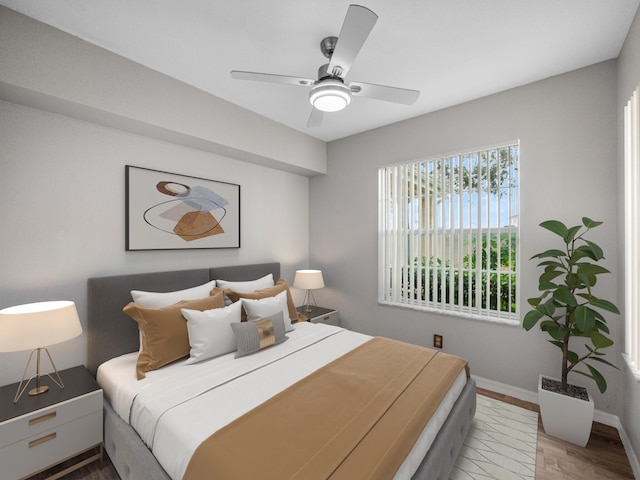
378;141;520;325
624;84;640;379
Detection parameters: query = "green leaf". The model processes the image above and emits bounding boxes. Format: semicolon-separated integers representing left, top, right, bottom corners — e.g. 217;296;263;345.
582;217;603;229
527;297;542;307
586;364;607;393
590;298;620;314
577;272;597;288
540;220;568;239
574;245;599;262
539;281;558;291
553;286;577;306
590;331;614;349
565;273;579;289
567;350;579;364
571;305;596;333
585;240;604;260
542;323;568;341
548;340;564;350
540;269;564;284
532;249;567;260
589;356;619;370
539;320;558;329
522;310;543;330
564;225;582;243
539;299;556;317
595;320;610;334
537;260;565;268
577;264;610;276
570;249;591;262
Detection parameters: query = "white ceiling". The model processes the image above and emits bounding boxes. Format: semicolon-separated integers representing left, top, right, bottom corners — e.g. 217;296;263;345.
1;0;638;142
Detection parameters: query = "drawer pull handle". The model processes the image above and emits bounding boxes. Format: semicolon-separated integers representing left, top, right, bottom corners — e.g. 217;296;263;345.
29;432;56;448
29;412;56;426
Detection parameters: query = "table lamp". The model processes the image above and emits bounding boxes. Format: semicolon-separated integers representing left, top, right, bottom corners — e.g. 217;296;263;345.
293;270;325;313
0;301;82;403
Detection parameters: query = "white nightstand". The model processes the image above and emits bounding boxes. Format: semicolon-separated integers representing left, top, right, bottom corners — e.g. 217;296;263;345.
296;305;340;327
0;366;103;480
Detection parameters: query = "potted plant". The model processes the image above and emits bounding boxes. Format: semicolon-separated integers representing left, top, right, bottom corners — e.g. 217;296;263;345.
523;217;619;447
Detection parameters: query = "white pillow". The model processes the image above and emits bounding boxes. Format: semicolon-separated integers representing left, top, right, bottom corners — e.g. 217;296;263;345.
131;279;217;307
217;274;275;306
215;274;274;293
181;301;242;364
241;291;292;332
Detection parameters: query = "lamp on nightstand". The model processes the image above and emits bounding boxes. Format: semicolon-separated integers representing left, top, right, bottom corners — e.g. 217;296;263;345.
293;270;325;313
0;301;82;403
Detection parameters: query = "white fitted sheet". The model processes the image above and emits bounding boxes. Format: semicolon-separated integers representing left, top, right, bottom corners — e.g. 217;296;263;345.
97;322;466;480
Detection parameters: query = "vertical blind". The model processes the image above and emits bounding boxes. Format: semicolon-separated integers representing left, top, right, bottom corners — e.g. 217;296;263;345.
378;142;519;322
624;84;640;376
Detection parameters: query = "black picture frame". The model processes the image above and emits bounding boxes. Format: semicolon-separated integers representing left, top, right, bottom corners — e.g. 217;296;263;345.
125;165;240;250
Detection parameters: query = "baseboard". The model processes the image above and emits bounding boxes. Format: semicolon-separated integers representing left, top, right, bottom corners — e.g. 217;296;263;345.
473;374;640;478
616;417;640;480
473;374;539;405
473;375;618;428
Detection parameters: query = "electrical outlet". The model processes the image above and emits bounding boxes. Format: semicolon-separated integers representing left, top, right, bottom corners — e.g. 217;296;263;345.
433;334;443;349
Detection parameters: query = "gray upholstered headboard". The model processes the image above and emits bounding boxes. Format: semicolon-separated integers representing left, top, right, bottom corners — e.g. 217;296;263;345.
86;262;280;377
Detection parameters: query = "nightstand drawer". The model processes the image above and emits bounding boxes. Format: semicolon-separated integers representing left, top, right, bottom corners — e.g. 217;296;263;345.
311;310;340;327
0;390;102;449
0;409;102;480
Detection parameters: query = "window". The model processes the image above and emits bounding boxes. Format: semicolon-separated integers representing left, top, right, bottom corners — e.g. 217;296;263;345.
624;84;640;377
378;142;519;323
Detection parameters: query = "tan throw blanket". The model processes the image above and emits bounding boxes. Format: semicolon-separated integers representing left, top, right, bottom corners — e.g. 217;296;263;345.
183;337;469;480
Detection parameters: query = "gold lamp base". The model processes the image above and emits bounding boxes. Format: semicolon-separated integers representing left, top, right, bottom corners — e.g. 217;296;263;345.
14;347;64;403
29;385;50;396
301;289;318;313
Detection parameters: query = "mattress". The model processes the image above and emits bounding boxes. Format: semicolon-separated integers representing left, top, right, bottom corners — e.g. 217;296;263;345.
97;322;467;480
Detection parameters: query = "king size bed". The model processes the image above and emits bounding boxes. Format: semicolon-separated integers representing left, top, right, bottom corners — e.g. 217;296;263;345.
86;262;476;480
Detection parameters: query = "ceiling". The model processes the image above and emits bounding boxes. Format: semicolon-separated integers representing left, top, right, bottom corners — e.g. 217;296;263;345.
1;0;639;142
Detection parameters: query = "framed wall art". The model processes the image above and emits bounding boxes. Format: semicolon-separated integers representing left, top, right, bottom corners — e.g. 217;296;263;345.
125;166;240;250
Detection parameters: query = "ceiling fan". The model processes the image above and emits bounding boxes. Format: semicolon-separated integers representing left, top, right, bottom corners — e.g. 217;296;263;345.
230;4;420;127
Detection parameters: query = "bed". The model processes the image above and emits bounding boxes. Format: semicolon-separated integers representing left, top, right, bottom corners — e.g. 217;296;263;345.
87;262;476;480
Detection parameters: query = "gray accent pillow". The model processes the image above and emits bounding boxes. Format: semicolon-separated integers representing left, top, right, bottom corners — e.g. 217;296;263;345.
231;311;287;357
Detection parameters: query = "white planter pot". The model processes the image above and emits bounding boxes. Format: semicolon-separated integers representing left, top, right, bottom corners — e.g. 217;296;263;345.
537;374;594;447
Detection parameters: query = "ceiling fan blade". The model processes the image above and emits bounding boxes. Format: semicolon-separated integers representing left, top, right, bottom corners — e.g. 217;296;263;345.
327;5;378;78
307;108;324;128
349;81;420;105
231;70;315;87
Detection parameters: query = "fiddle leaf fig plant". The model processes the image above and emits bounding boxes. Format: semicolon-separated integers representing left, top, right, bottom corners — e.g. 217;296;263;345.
523;217;619;394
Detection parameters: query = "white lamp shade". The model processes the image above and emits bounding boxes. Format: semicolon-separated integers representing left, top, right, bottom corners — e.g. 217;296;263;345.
293;270;325;290
0;301;82;352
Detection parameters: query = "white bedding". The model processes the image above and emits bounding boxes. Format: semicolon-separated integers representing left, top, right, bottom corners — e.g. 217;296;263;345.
97;322;466;480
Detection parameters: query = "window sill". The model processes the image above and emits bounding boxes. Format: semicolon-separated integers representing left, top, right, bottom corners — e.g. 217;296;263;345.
622;353;640;382
378;300;520;327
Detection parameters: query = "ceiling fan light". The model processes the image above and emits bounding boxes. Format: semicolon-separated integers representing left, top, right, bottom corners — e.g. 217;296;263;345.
309;81;352;112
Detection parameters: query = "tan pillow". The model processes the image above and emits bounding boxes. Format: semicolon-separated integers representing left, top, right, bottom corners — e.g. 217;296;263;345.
225;278;303;324
123;289;224;379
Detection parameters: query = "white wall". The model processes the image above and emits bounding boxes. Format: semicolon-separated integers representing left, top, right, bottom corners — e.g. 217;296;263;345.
0;7;318;386
311;60;621;414
617;4;640;467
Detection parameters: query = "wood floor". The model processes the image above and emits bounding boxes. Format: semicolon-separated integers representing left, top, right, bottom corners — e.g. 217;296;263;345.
478;388;635;480
28;389;635;480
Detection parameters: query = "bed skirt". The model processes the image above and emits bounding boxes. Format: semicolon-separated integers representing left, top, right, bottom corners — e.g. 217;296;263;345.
102;377;476;480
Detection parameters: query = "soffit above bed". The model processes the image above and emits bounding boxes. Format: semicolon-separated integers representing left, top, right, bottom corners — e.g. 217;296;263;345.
0;0;638;142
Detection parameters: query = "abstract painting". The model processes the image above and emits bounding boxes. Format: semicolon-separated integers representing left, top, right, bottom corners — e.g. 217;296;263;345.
126;166;240;250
